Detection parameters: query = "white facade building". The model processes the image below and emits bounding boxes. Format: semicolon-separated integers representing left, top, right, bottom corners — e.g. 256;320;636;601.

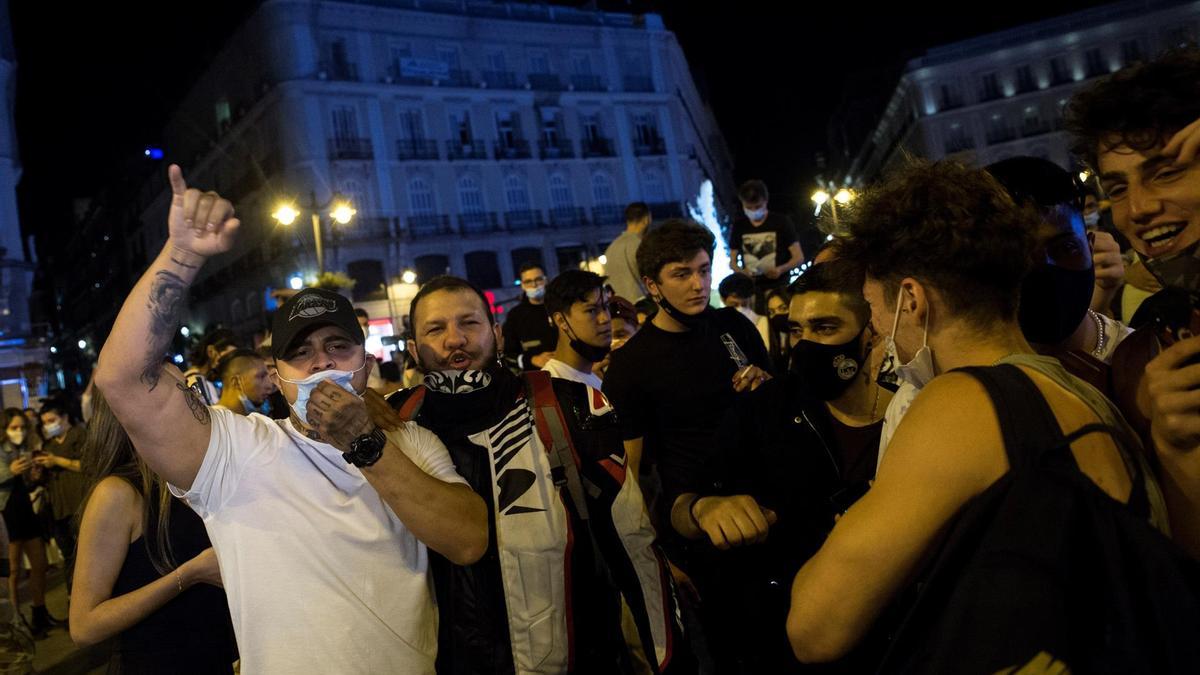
846;0;1200;184
130;0;733;337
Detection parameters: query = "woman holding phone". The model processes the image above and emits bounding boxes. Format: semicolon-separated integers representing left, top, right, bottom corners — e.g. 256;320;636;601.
1;407;58;636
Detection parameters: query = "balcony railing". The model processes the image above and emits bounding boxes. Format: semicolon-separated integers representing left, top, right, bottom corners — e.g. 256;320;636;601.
458;212;502;234
406;214;453;237
1021;120;1053;139
505;209;543;231
494;139;532;160
570;74;606;92
446;140;489;160
549;206;588;228
446;69;475;87
528;73;565;91
592;205;623;226
482;70;518;89
396;139;440;161
985;127;1018;146
633;137;667;156
329;138;373;160
341;216;394;239
581;138;616;158
623;75;654;92
538;138;575;160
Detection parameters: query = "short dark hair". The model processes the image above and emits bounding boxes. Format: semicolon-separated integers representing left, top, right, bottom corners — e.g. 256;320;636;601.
545;269;607;317
624;202;651;224
836;160;1038;326
634;297;658;319
791;259;871;329
1065;47;1200;169
717;273;755;300
517;261;545;277
738;179;769;204
354;308;369;320
409;275;494;328
216;348;264;384
188;328;237;367
39;399;69;419
985;156;1084;212
636;218;716;283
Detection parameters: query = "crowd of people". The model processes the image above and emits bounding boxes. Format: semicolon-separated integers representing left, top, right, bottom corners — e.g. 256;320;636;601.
20;46;1200;674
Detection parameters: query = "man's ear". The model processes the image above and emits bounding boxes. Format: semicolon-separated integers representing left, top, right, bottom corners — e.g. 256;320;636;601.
492;321;504;356
551;311;569;334
643;276;659;300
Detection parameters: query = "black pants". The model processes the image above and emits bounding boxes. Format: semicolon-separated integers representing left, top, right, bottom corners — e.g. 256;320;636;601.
50;517;76;590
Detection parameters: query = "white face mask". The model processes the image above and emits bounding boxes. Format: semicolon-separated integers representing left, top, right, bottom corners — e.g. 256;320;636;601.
876;286;936;392
1083;211;1100;228
43;421;64;439
744;207;767;221
277;359;367;427
6;429;25;447
525;286;545;302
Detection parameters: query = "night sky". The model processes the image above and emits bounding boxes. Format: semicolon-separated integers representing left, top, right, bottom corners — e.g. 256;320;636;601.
11;0;1110;254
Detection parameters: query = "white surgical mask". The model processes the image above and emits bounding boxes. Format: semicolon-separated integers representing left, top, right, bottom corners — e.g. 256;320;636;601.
277;359;367;427
876;286;936;392
1084;212;1100;228
6;429;25;447
42;422;63;439
525;286;545;302
744;207;767;221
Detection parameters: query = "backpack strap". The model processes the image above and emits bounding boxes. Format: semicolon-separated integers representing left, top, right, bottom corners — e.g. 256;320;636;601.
393;385;427;422
956;364;1069;469
523;371;592;521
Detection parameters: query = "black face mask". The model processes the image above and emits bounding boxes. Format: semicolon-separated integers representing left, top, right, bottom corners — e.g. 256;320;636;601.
1018;264;1095;345
768;314;790;334
654;293;712;331
558;315;611;363
789;329;865;401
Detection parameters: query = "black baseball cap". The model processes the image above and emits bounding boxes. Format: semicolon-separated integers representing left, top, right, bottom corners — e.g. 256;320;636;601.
271;288;364;360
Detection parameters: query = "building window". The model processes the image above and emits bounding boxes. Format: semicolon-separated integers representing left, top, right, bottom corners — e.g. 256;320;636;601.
570;52;593;76
548;173;574;209
340;178;368;212
1121;39;1144;65
449;110;474;145
504;174;531;211
496;111;522;146
389;43;412;78
938;84;962;110
486;50;507;72
437;46;461;70
511;248;544;277
458;174;485;214
980;73;1001;101
414;254;450;284
408;176;436;215
1049;56;1071;85
1015;65;1036;93
1085;48;1106;77
581;114;603;144
347;259;386;301
465;251;502;289
332;106;359;140
592;172;616;205
529;50;551;74
398;109;425;141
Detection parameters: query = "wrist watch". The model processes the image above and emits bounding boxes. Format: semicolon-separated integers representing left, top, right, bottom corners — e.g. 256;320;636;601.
343;427;387;468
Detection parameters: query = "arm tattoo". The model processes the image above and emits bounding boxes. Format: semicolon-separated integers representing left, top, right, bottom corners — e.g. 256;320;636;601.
170;256;199;270
140;270;188;391
176;382;211;425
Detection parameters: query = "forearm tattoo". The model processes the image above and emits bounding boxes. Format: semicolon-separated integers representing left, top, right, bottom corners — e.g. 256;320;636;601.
176;381;211;425
140;270;187;391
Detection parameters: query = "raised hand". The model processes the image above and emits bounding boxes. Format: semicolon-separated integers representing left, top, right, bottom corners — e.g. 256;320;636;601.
307;380;374;452
166;164;241;259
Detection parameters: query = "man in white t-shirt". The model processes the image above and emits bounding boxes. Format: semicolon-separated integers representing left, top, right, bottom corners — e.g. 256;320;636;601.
93;165;488;674
541;269;613;388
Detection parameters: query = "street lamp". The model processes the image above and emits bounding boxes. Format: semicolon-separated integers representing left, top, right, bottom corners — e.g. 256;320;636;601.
812;184;855;226
401;269;417;285
272;193;356;276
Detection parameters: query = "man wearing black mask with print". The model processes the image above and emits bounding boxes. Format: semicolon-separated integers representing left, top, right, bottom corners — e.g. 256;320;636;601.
986;157;1133;389
663;259;892;673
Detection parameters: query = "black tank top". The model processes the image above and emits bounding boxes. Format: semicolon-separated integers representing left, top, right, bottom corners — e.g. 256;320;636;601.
108;493;236;674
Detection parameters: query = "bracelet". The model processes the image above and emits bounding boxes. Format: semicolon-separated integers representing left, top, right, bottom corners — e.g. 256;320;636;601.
687;495;705;532
175;569;183;592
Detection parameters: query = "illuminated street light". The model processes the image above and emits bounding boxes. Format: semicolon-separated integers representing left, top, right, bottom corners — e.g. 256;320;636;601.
331;203;357;225
811;190;831;206
50;346;57;354
272;204;299;226
180;326;190;337
401;270;417;285
78;339;87;350
289;275;304;290
1078;170;1091;183
834;188;854;205
598;254;608;265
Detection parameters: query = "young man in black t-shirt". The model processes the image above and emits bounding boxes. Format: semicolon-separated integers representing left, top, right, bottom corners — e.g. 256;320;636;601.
729;179;805;312
502;262;558;370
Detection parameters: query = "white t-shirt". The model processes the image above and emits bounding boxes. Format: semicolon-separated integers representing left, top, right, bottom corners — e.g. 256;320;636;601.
171;407;466;675
542;357;603;389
